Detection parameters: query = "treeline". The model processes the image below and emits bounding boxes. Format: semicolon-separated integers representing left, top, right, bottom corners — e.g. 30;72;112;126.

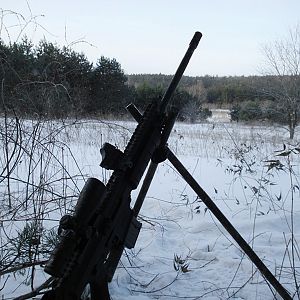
129;74;293;124
129;74;271;106
0;37;291;124
0;38;133;117
0;38;209;121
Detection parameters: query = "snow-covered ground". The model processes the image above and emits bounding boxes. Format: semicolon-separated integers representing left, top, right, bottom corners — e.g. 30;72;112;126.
1;118;300;299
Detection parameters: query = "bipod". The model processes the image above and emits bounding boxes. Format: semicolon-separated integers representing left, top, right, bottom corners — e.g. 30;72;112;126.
130;109;292;300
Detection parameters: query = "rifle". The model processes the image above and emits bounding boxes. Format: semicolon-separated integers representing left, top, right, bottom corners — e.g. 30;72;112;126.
42;32;292;300
42;32;202;300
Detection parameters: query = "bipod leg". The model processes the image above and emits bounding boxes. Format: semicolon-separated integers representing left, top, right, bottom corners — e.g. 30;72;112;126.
133;161;158;216
133;111;177;217
167;150;292;300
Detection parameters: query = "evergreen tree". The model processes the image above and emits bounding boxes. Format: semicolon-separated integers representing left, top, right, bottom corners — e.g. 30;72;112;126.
88;56;131;114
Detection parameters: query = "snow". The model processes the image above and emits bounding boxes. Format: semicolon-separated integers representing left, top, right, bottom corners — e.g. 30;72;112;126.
1;118;299;299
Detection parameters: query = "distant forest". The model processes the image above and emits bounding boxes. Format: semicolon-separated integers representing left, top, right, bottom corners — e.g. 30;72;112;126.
0;37;291;124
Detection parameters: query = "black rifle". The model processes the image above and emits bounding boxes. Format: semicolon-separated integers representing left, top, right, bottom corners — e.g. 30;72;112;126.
42;32;202;300
42;32;292;300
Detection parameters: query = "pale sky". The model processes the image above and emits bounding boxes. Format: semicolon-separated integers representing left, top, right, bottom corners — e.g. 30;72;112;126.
1;0;300;76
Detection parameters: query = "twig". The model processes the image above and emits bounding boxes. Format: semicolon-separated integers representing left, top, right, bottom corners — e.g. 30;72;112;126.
0;259;48;276
13;277;54;300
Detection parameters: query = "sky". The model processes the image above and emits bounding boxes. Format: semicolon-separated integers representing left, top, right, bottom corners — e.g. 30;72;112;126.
1;0;300;76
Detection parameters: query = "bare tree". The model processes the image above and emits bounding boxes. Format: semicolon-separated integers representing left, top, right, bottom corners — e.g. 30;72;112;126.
261;24;300;139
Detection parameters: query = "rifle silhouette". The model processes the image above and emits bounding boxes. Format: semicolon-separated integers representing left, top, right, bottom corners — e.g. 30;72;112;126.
42;32;291;300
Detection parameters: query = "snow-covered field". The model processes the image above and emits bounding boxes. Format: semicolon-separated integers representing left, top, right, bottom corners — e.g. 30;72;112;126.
1;118;300;299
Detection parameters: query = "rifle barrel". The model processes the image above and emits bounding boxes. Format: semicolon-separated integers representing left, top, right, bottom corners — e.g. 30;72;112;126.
160;31;202;112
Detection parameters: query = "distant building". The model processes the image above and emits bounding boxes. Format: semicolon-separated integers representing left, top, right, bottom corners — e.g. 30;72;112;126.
207;109;231;123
